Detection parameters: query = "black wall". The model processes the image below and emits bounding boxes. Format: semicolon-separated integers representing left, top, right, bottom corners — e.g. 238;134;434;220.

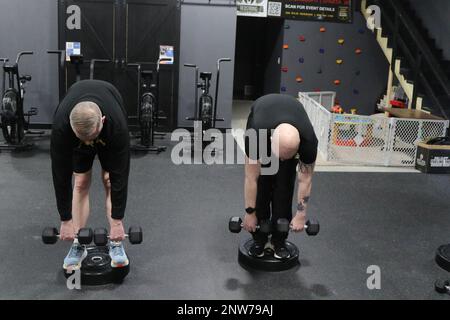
408;0;450;61
233;17;284;100
263;19;285;96
58;0;180;131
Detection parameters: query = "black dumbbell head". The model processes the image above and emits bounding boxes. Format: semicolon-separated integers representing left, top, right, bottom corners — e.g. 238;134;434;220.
259;220;272;234
435;279;450;294
276;219;291;233
306;220;320;236
229;217;242;233
42;227;59;245
78;228;93;245
94;228;108;246
128;226;143;244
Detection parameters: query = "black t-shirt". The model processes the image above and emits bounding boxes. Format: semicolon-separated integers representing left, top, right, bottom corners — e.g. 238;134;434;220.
245;94;318;164
50;80;130;221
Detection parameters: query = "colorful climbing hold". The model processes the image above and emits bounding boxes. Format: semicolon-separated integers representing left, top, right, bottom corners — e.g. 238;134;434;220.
319;48;325;54
334;80;341;85
283;44;289;49
320;27;326;33
358;29;365;34
296;76;303;83
281;86;287;92
314;88;321;92
355;48;362;54
299;35;306;42
281;67;288;73
338;38;345;45
299;57;305;63
336;59;343;65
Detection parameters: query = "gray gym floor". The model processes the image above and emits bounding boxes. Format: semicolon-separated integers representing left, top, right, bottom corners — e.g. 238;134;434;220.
0;134;449;300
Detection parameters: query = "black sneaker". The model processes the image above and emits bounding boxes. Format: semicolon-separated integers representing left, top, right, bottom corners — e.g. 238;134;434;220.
248;241;265;258
274;243;291;260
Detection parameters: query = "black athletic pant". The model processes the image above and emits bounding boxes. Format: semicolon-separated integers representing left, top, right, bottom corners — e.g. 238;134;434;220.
252;158;298;246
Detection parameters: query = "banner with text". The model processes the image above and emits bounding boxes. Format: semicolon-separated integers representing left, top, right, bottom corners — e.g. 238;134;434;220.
267;0;353;23
237;0;268;17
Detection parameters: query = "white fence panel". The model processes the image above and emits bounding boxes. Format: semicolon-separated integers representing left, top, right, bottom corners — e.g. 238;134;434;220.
298;91;449;167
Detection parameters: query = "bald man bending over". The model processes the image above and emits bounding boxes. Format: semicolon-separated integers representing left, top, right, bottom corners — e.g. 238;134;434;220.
51;80;130;271
244;94;318;260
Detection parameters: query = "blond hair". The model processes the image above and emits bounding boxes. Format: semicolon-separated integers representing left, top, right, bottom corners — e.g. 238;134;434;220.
70;101;102;140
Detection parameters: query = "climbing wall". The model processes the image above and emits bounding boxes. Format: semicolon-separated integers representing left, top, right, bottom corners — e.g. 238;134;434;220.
280;13;389;115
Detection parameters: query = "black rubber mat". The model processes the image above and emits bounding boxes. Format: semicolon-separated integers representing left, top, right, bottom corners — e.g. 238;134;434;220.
0;135;449;299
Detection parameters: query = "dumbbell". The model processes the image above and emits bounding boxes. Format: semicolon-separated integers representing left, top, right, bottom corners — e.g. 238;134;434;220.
276;218;320;236
93;226;143;246
42;227;93;245
435;279;450;294
228;217;272;234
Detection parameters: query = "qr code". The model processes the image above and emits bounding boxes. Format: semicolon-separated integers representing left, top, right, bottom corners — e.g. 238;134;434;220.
268;1;282;17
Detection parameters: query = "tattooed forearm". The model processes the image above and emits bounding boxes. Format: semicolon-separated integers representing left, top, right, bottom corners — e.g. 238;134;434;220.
297;162;314;215
299;162;316;174
297;196;310;212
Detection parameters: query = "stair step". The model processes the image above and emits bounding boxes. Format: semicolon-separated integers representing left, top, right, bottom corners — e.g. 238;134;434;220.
400;67;413;78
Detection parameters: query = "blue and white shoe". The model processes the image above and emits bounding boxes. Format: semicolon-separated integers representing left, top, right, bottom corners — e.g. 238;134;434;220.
109;241;129;268
63;241;87;271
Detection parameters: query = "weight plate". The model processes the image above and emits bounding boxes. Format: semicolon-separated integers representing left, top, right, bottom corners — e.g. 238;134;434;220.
436;244;450;272
238;239;300;272
63;246;130;286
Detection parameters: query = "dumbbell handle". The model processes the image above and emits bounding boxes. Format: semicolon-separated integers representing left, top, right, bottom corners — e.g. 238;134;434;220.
277;219;319;235
104;234;131;240
244;221;315;230
286;223;311;232
54;234;82;240
44;231;87;243
240;223;263;230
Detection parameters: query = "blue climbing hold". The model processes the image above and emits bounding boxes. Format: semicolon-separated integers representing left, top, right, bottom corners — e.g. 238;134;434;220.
319;48;325;54
299;57;305;63
281;87;287;92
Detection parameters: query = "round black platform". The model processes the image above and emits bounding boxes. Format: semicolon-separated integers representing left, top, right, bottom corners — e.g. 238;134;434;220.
63;246;130;286
238;239;300;272
436;244;450;272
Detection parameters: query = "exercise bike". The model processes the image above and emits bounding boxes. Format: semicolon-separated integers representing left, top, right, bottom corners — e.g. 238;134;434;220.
184;58;231;148
0;52;43;151
127;58;171;153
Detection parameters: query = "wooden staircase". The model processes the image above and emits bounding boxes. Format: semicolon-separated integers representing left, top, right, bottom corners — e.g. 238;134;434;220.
361;0;450;120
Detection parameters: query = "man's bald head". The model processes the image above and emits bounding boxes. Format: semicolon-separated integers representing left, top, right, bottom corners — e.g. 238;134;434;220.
271;123;300;160
70;101;104;143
